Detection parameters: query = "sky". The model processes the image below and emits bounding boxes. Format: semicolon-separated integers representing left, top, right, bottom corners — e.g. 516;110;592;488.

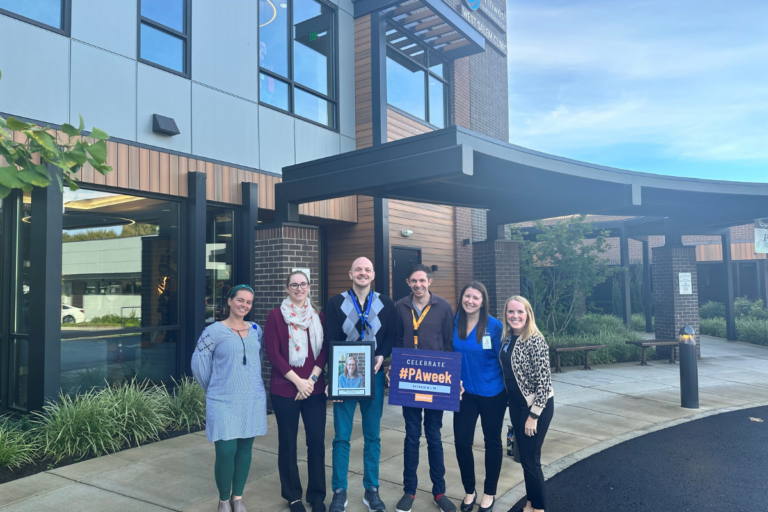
505;0;768;182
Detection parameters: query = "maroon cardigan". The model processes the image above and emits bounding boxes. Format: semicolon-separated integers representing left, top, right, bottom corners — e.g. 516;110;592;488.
264;308;327;398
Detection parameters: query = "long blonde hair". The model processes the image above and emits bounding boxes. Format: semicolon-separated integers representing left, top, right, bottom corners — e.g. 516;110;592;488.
501;295;542;342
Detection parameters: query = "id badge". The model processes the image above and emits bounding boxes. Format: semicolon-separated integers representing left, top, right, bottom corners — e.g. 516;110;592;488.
482;335;492;349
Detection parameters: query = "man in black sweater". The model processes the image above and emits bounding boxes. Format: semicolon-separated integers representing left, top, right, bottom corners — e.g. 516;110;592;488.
390;264;456;512
325;257;396;512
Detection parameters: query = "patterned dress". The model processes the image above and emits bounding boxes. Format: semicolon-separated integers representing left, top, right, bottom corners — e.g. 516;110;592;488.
191;321;268;442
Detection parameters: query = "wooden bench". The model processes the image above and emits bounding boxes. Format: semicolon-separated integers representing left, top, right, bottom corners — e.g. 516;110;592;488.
625;339;678;366
550;344;607;373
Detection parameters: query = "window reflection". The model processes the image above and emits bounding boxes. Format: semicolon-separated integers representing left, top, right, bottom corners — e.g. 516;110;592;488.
141;0;185;32
206;208;235;323
140;0;187;73
295;88;333;127
11;338;28;409
260;72;290;111
293;0;333;96
429;76;445;129
387;50;426;121
14;193;32;335
259;0;289;77
141;24;185;73
0;0;63;29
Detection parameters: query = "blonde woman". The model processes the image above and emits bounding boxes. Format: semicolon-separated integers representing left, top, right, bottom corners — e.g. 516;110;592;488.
500;296;554;512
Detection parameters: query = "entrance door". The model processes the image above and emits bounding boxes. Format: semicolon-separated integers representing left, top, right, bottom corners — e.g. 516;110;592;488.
391;246;421;302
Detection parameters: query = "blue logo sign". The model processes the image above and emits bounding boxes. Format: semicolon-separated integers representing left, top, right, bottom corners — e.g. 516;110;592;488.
466;0;480;10
388;348;462;412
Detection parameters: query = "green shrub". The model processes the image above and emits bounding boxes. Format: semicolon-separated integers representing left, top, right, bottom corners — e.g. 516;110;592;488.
101;379;170;446
569;313;627;335
699;301;726;319
736;318;768;346
700;317;727;338
0;417;36;468
33;390;122;462
162;377;206;432
630;313;654;331
549;315;646;367
748;300;768;320
734;297;753;318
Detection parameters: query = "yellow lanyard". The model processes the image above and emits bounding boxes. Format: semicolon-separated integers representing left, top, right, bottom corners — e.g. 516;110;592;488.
411;305;432;349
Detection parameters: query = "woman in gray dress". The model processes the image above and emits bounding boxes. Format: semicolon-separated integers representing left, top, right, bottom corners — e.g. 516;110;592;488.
192;284;267;512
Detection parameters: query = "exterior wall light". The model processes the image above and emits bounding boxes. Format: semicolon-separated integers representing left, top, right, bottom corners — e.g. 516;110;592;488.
678;325;699;409
152;114;180;136
401;229;413;237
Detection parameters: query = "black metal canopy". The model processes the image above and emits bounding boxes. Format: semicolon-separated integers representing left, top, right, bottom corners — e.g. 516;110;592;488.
277;126;768;235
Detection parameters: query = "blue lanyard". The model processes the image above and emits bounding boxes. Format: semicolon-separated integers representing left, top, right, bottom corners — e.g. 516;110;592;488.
349;290;374;337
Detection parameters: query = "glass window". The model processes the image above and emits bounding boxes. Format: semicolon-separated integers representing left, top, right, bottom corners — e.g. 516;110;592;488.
139;0;189;75
259;0;337;128
205;208;235;324
13;193;32;335
0;0;63;29
11;338;28;408
387;49;426;121
429;76;445;129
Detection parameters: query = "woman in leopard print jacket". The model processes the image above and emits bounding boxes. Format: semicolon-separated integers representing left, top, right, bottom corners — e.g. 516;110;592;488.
499;296;554;512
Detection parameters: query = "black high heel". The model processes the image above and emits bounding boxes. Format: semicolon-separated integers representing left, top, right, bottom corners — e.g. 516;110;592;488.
478;496;495;512
460;490;476;512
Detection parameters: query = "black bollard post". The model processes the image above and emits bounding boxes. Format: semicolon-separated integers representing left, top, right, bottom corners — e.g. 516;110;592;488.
679;325;699;409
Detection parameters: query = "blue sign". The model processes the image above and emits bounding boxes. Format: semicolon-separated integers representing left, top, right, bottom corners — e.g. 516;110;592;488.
388;348;462;412
466;0;480;10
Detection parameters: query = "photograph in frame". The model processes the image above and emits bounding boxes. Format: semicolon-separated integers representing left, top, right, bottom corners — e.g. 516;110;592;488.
328;340;375;400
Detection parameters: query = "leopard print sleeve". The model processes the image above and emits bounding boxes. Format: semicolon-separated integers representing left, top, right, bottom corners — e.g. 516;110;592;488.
529;333;553;416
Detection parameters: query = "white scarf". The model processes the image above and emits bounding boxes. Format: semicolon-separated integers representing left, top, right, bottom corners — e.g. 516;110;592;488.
280;297;324;367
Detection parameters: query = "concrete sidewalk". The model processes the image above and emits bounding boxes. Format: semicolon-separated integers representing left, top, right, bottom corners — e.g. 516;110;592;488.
2;335;767;512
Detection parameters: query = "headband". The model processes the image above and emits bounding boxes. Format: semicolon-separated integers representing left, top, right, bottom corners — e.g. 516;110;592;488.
228;284;255;299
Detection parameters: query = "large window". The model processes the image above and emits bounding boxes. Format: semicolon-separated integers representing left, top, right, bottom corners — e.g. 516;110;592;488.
139;0;190;76
59;188;181;395
0;0;69;34
7;193;32;409
386;25;449;128
259;0;337;128
205;207;235;324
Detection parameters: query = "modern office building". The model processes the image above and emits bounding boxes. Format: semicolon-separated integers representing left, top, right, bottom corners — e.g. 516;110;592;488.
1;0;765;413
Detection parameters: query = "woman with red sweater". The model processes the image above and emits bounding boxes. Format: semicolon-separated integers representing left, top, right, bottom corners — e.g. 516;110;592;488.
265;270;328;512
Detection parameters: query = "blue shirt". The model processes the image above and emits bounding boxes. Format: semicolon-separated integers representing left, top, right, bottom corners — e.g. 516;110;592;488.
452;315;505;397
339;374;364;388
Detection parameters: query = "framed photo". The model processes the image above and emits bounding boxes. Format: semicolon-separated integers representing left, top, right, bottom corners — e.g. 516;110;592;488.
327;340;375;400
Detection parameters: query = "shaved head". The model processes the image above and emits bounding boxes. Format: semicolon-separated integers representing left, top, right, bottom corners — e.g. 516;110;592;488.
351;257;373;272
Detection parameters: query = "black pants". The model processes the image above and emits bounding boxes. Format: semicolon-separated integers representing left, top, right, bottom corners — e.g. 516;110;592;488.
453;390;508;495
271;393;327;505
508;397;554;510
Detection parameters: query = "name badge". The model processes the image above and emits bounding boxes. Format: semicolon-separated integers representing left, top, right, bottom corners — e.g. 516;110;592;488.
482;335;492;349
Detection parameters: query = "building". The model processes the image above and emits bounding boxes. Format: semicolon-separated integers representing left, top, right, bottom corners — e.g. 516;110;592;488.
1;1;766;414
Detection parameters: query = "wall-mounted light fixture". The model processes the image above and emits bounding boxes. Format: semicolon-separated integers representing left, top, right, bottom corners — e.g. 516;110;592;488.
401;229;413;237
463;239;472;246
152;114;180;136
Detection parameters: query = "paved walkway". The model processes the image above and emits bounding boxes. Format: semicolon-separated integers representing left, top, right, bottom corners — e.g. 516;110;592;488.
2;336;767;512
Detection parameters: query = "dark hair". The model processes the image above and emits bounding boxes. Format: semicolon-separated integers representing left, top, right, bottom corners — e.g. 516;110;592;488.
407;263;432;280
458;281;489;343
285;269;310;287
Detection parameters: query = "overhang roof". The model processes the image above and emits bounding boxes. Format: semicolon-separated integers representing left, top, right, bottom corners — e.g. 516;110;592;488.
278;126;768;235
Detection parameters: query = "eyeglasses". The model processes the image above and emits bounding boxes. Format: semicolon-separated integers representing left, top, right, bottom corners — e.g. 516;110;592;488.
289;282;309;290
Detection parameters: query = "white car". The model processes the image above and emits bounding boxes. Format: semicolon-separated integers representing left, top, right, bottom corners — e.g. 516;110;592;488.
61;304;86;324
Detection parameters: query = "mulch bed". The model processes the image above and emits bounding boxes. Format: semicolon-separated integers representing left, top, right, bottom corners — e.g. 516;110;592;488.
0;426;204;485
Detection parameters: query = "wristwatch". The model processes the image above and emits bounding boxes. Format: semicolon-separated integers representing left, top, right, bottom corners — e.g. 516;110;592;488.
310;375;318;382
529;412;540;420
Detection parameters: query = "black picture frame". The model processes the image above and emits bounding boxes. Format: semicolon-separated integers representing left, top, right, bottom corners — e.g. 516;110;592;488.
327;340;375;401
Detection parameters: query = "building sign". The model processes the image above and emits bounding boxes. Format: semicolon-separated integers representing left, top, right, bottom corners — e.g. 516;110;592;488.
463;0;506;30
460;5;507;54
388;348;462;412
756;218;768;254
678;273;693;295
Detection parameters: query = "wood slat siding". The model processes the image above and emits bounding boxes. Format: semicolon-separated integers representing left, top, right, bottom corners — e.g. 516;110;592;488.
326;195;374;300
355;15;373;150
1;129;353;221
696;242;767;262
386;108;434;141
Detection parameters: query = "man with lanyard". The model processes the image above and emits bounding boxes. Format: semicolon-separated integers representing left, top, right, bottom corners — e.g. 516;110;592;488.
325;257;396;512
388;264;456;512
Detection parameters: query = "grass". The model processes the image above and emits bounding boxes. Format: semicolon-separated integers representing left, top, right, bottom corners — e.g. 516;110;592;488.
163;377;207;432
101;379;171;446
0;417;36;469
548;314;648;367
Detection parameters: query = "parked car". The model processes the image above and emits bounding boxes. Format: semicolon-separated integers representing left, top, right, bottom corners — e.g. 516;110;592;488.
62;304;86;324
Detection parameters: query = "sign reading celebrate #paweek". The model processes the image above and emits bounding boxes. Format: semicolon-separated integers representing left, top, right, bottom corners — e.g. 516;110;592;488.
756;218;768;254
388;348;462;412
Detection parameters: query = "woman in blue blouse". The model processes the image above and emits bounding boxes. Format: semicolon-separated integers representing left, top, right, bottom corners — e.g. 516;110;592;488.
452;281;505;512
338;356;364;388
192;284;267;512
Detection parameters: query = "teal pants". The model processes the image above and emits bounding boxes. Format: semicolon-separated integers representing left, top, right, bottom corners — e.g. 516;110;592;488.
214;437;255;501
332;370;386;490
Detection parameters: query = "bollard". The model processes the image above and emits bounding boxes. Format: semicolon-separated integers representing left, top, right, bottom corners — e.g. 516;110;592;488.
678;325;699;409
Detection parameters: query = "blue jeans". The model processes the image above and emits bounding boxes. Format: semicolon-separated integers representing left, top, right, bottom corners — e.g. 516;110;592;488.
332;370;386;490
402;406;445;497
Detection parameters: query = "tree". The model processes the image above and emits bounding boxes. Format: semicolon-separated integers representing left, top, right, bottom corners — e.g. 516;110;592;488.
0;69;112;198
510;216;617;336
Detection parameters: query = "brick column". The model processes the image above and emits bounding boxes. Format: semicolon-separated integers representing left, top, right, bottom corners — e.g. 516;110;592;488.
652;245;700;359
473;240;520;320
253;223;320;411
454;207;474;304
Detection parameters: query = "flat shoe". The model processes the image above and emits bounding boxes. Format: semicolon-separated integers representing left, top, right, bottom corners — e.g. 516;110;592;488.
231;498;247;512
478;496;494;512
460;491;476;512
218;500;232;512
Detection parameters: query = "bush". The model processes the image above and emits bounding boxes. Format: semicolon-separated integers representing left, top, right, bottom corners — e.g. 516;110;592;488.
569;313;627;335
33;390;123;462
162;377;206;432
550;314;646;367
736;318;768;346
699;301;726;319
101;379;170;446
700;317;727;338
0;417;36;468
630;313;654;332
734;297;753;318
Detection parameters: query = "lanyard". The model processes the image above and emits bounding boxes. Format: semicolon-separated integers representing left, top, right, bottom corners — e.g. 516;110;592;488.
411;305;432;349
349;289;374;338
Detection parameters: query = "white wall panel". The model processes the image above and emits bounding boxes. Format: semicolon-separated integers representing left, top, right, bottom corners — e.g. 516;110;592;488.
71;0;137;59
295;119;339;164
70;42;137;141
0;15;70;124
258;106;294;175
340;135;355;154
192;0;258;101
192;84;259;168
338;10;355;138
136;64;192;153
